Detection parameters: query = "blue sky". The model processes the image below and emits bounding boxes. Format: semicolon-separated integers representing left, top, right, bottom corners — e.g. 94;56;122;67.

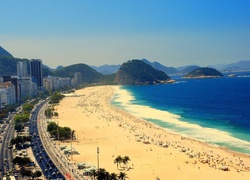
1;0;250;68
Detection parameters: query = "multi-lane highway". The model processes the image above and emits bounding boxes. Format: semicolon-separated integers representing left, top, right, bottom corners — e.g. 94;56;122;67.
34;100;83;180
29;101;65;180
0;114;16;179
1;99;83;180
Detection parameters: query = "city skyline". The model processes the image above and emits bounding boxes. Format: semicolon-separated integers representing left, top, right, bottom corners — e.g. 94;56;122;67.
1;0;250;68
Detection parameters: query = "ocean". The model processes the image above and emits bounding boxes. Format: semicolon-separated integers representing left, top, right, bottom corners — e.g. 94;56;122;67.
111;72;250;155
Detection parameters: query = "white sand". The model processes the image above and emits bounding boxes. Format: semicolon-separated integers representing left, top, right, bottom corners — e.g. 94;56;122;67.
54;86;250;180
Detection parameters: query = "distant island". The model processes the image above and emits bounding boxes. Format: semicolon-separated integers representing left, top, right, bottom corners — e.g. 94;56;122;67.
183;67;223;78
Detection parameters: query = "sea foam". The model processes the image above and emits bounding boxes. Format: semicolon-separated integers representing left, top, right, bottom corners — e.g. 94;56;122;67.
112;86;250;154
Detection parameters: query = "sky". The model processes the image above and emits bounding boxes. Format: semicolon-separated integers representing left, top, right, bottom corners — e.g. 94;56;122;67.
1;0;250;68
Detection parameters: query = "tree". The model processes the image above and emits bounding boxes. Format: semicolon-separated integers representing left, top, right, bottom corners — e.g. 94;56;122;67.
61;127;71;139
14;113;30;132
12;157;32;167
33;170;42;178
47;122;58;132
47;122;72;140
89;169;97;179
44;108;53;119
122;156;130;169
22;103;34;113
50;92;64;104
114;155;123;169
14;123;24;132
110;173;117;180
71;130;76;140
118;172;127;180
53;111;59;118
20;169;33;178
97;168;109;180
10;136;31;149
14;113;30;123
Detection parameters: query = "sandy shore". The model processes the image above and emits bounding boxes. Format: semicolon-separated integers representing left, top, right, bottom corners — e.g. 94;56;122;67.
54;85;250;180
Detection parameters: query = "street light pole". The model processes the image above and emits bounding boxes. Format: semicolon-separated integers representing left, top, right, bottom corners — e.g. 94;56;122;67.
97;147;99;171
71;130;73;161
57;121;59;145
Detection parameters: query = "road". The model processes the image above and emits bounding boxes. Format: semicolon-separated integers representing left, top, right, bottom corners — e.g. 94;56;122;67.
0;99;85;180
36;101;84;180
0;114;16;179
29;100;65;180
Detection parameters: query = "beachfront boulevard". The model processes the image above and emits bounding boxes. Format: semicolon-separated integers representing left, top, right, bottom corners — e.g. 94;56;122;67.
0;113;15;179
32;100;83;180
29;100;66;179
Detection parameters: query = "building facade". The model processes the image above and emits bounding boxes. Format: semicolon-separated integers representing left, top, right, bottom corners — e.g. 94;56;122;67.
72;72;82;86
3;76;19;103
18;77;37;100
17;61;28;78
30;59;43;90
0;81;16;106
43;76;72;91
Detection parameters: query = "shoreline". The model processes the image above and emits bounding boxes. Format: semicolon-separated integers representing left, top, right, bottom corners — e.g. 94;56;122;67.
54;85;250;179
111;85;250;157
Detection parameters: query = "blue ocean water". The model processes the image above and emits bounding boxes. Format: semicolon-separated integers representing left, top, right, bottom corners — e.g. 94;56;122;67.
111;74;250;155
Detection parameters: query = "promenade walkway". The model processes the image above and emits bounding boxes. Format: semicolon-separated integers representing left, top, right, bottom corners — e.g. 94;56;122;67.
37;102;85;180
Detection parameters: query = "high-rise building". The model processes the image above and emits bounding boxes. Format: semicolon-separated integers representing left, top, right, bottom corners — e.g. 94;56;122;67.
30;59;43;89
18;77;37;99
17;61;28;78
3;76;19;103
0;81;16;106
74;72;82;85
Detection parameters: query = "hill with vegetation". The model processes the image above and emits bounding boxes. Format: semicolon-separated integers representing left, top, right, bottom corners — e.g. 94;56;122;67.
0;56;29;76
0;55;114;84
183;67;223;78
178;65;201;74
52;63;110;84
0;46;13;57
0;56;52;77
114;60;171;85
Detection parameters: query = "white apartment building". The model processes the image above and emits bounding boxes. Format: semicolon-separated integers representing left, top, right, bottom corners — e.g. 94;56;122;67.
43;76;72;91
18;77;37;100
0;81;16;106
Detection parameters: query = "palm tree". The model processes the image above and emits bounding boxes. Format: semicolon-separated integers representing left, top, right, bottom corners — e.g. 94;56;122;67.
110;172;117;180
118;172;127;180
114;155;123;169
97;168;109;180
89;169;97;179
122;156;130;169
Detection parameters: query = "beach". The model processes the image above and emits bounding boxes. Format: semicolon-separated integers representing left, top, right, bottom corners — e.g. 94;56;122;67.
54;85;250;180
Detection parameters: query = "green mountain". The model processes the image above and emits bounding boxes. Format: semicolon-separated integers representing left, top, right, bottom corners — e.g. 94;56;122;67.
183;67;223;78
114;59;171;85
179;65;201;74
52;63;104;83
0;56;29;76
0;46;13;57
